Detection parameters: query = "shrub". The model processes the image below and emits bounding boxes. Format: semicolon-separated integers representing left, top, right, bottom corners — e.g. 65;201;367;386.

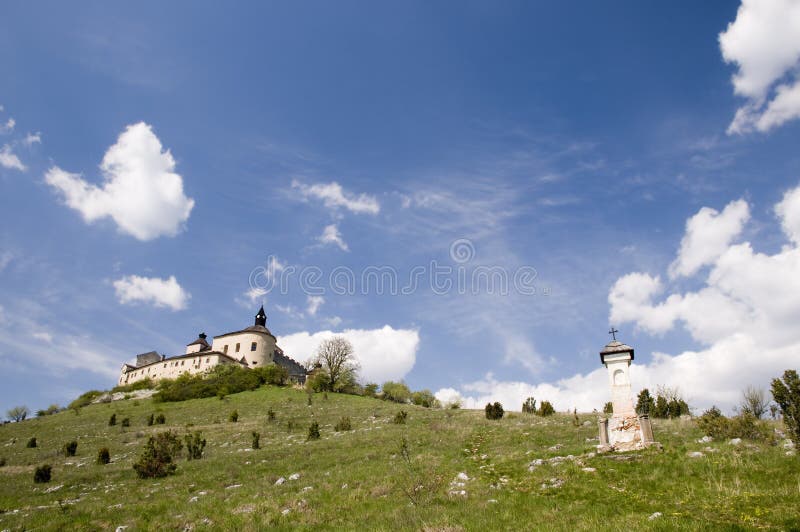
63;441;78;457
133;431;182;478
112;378;155;393
740;386;769;419
121;417;131;428
603;402;613;414
0;457;6;467
36;404;61;417
307;393;313;406
305;370;329;393
68;390;104;410
382;381;412;404
97;447;110;465
184;432;206;460
26;437;37;448
34;464;52;483
307;421;321;441
522;397;536;414
252;431;260;449
363;383;379;398
771;369;800;445
411;390;439;408
253;364;289;386
155;413;166;425
393;410;408;424
538;401;555;417
446;399;462;409
696;406;772;441
335;416;352;431
572;408;580;427
154;365;269;403
146;413;154;426
485;402;504;420
267;408;276;422
229;410;239;423
108;414;117;426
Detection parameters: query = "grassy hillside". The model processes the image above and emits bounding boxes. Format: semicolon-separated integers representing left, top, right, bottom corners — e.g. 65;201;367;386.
0;386;798;531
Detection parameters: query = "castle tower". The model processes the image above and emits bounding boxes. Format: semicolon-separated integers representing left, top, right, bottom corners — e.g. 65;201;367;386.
255;305;267;327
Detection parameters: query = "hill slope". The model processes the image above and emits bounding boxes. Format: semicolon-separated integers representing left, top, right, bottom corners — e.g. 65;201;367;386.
0;386;798;530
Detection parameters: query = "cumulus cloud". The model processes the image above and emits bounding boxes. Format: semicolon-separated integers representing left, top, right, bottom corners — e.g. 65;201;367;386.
668;199;750;278
440;183;800;413
0;144;25;171
291;179;380;215
318;224;349;251
719;0;800;133
113;274;190;311
278;325;419;384
0;117;15;134
23;132;41;146
45;122;195;240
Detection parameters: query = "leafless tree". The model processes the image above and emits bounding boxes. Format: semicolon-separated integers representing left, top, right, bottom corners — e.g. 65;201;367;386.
312;336;360;392
740;386;768;419
6;405;29;422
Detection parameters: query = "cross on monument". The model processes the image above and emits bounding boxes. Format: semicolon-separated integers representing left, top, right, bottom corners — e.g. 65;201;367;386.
608;327;619;341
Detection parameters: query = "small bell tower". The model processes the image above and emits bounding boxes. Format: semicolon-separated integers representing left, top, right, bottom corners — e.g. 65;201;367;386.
255;305;267;327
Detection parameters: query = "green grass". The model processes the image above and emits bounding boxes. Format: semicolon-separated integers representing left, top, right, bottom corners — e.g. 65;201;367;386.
0;386;798;530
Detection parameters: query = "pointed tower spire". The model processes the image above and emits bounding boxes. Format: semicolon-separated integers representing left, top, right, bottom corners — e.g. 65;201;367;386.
255;305;267;327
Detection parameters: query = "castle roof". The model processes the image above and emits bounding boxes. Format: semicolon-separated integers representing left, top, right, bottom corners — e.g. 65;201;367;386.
186;332;211;350
213;324;275;340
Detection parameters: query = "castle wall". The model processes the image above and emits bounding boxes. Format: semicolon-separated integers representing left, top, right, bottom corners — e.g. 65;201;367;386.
118;353;239;386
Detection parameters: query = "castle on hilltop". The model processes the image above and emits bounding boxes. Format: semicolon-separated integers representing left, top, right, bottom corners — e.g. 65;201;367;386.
118;306;307;386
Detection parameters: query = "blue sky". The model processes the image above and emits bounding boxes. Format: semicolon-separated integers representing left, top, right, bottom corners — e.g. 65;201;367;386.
3;1;800;414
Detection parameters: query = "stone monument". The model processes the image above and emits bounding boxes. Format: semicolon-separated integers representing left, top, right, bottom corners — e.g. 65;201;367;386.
598;328;657;452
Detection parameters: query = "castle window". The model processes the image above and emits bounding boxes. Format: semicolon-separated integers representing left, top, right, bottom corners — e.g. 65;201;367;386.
252;361;257;365
206;358;210;363
236;343;240;352
251;342;257;351
223;345;228;354
163;364;167;368
181;360;185;366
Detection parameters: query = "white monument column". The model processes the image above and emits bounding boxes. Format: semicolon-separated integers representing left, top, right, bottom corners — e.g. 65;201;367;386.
599;329;647;451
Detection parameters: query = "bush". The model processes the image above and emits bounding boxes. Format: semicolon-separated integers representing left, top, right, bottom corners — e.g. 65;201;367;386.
133;431;182;478
696;406;772;441
0;457;6;467
363;383;379;398
34;464;52;483
26;437;37;448
307;421;321;441
184;432;206;460
146;413;154;426
36;404;61;417
382;381;412;404
121;417;131;428
63;441;78;457
603;402;613;414
229;410;239;423
740;386;768;419
108;414;117;426
446;399;462;409
68;390;104;410
267;408;276;422
771;369;800;446
153;365;270;403
155;413;166;425
485;402;504;420
411;390;439;408
97;447;110;465
393;410;408;424
538;401;555;417
112;378;155;393
335;416;352;431
253;364;289;386
252;431;261;449
522;397;536;414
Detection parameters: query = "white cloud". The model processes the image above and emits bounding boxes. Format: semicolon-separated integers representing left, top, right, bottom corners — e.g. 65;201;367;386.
0;144;25;171
32;331;53;343
291;179;380;215
242;287;267;305
323;315;343;327
775;183;800;244
0;118;15;134
23;132;41;146
668;199;750;278
113;274;190;311
45;122;195;241
720;0;800;133
0;251;13;272
278;325;419;384
306;295;324;316
318;224;349;251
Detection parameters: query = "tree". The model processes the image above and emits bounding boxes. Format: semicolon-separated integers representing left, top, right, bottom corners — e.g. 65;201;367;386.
381;381;412;403
538;400;555;417
411;390;439;408
6;406;28;422
522;397;536;414
603;402;613;414
485;402;504;420
653;396;669;418
740;386;768;419
771;369;800;445
311;336;360;392
363;383;379;398
635;389;655;416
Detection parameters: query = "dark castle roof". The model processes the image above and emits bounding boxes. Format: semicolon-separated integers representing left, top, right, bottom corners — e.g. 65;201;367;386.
213;324;275;340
